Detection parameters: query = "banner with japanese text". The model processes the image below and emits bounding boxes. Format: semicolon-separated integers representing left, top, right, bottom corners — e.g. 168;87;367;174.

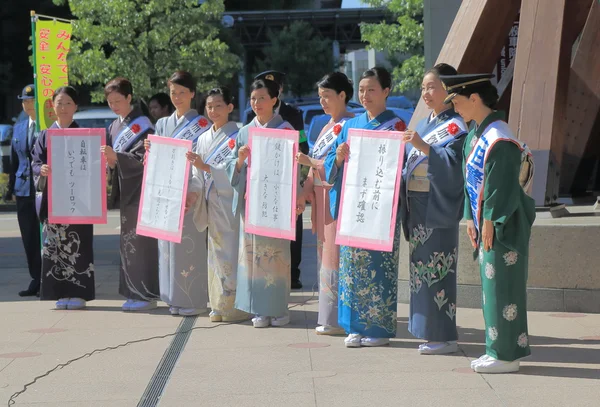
245;128;298;240
47;128;107;224
335;129;405;252
137;135;192;244
33;17;72;131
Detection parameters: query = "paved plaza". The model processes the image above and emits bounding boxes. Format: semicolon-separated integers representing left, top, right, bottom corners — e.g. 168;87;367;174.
0;211;599;407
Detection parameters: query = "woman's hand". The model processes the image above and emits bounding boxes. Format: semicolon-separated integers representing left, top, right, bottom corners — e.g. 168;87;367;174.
236;146;250;172
40;164;51;177
296;195;306;216
295;152;313;167
144;139;151;152
403;130;429;155
335;142;349;168
101;145;117;168
186;151;205;170
481;219;494;252
466;220;477;249
185;192;199;214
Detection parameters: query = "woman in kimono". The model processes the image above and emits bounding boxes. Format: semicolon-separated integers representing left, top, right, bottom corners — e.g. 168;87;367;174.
325;67;407;348
101;77;160;312
226;78;305;328
146;71;210;316
186;86;251;323
32;86;94;310
400;64;468;354
296;72;355;336
442;73;535;373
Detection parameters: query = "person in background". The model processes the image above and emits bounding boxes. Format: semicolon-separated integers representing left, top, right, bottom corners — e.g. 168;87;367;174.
148;92;174;123
296;72;354;336
401;63;468;355
32;86;95;310
6;84;41;297
246;70;306;290
101;77;159;312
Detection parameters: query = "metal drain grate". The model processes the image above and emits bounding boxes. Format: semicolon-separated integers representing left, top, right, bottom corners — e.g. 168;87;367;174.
137;316;198;407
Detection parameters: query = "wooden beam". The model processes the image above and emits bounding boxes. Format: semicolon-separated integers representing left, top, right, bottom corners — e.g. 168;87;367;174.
559;0;600;193
408;0;521;128
508;0;570;205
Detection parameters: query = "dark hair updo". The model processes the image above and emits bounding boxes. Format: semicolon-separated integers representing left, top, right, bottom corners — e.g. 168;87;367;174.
168;71;196;93
359;67;392;91
457;83;499;109
207;86;233;105
426;63;458;79
317;72;354;104
104;77;133;99
52;86;79;105
250;79;279;100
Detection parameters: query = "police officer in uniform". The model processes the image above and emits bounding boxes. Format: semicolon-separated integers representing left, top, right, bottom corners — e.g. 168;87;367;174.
6;85;42;297
246;71;307;289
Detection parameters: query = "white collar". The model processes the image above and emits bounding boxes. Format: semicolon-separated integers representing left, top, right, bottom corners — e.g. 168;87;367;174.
28;117;35;128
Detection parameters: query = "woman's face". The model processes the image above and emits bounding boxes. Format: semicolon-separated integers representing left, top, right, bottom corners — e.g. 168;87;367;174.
52;93;77;122
149;100;169;120
205;94;233;124
451;94;475;122
169;83;194;110
250;88;277;117
319;87;346;115
106;91;131;117
421;73;447;110
358;77;389;111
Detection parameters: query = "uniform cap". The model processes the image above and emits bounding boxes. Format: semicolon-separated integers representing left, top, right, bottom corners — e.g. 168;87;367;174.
439;73;494;104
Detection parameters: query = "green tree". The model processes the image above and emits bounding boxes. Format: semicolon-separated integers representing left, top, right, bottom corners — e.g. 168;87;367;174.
360;0;424;93
52;0;240;102
256;21;333;98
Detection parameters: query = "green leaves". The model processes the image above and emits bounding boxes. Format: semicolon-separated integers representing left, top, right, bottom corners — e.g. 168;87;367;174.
58;0;240;102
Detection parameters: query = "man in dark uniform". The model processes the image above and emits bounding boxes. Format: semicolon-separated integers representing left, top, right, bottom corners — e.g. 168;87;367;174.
246;70;307;289
6;84;41;297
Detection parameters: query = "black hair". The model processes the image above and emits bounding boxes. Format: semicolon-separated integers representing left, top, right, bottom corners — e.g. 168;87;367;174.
167;71;196;93
104;77;133;98
426;63;458;78
250;79;279;99
359;67;392;90
317;72;354;104
149;92;173;111
207;86;233;105
52;86;79;105
456;83;499;109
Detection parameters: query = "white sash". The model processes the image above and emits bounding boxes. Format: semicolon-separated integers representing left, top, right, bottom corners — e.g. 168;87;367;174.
405;117;467;180
173;115;211;143
465;120;533;236
311;119;348;159
374;117;402;131
113;116;153;153
203;128;239;199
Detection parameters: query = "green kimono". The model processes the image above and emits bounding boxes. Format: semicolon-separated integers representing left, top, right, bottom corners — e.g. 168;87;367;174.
463;111;536;361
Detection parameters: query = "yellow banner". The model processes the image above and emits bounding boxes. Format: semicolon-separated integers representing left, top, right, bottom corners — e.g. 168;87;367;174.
34;19;72;131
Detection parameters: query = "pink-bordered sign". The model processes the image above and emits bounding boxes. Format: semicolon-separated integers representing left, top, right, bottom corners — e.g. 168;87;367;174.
335;128;405;252
47;128;107;224
244;127;298;240
136;135;192;244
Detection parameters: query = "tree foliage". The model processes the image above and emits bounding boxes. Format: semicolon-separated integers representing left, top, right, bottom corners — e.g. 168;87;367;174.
52;0;240;102
360;0;424;93
256;21;333;98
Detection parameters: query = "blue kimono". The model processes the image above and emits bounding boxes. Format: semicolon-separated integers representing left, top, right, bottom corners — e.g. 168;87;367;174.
400;109;467;342
324;110;401;338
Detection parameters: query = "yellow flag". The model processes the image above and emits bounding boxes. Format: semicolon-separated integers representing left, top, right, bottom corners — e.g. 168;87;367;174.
34;19;72;131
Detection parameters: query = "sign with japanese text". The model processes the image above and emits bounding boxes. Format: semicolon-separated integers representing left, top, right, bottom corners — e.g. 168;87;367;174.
245;128;298;240
47;128;107;224
34;18;72;131
336;129;405;252
137;135;192;243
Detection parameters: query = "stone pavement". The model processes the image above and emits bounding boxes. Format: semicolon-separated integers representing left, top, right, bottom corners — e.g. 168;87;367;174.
0;211;599;407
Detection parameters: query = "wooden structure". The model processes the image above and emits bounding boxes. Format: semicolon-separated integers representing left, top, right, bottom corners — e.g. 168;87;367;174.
409;0;600;206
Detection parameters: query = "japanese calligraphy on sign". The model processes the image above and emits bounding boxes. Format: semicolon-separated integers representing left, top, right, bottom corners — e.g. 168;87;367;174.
495;18;519;83
137;135;192;243
245;127;298;240
34;18;72;131
336;129;405;252
47;128;107;224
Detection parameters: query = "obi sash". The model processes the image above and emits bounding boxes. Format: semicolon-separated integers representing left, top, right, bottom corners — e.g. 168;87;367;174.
203;127;239;199
405;117;467;186
173;115;211;144
465;120;534;236
311;119;348;160
113;116;153;153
